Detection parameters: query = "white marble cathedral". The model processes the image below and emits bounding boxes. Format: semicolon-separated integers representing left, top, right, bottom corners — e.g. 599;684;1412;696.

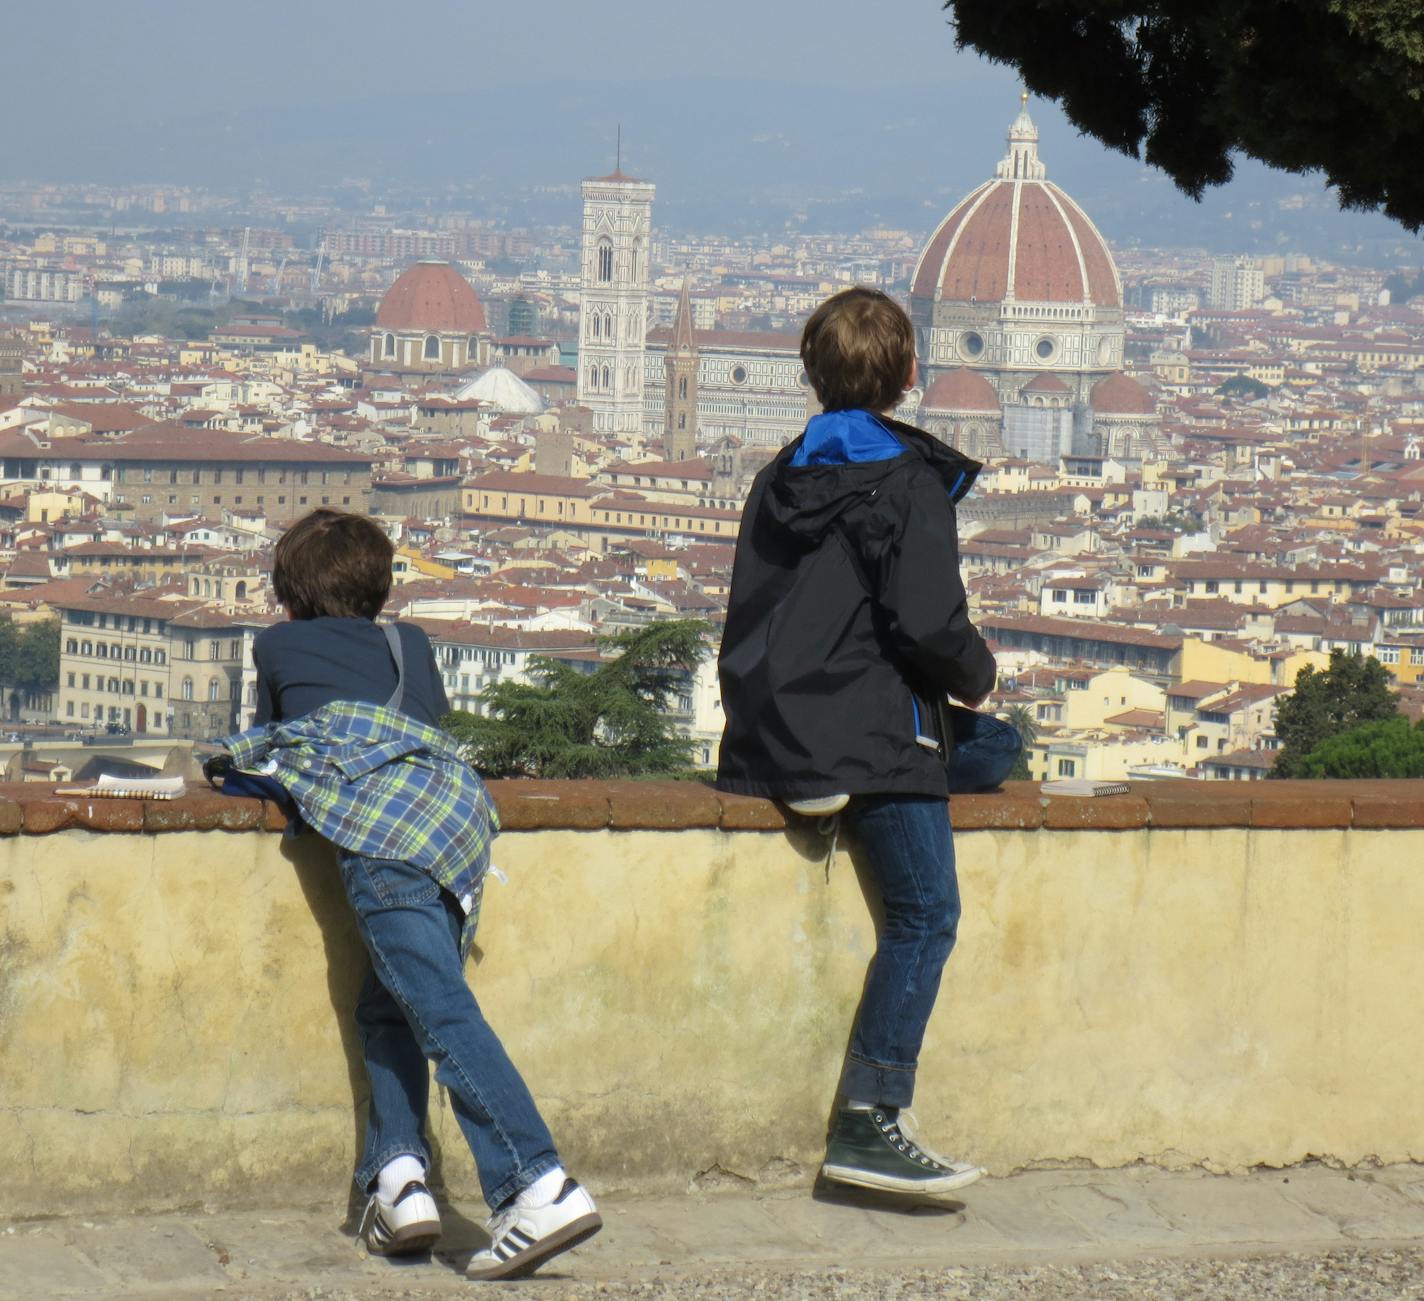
576;168;655;434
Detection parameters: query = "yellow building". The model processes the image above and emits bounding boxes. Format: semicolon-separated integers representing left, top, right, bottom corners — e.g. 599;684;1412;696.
1174;636;1327;687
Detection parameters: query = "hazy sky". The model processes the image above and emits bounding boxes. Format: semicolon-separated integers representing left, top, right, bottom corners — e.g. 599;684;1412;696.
9;1;1421;256
22;0;1004;115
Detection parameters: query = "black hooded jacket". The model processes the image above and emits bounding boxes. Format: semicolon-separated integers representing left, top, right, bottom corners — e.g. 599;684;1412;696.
715;415;996;800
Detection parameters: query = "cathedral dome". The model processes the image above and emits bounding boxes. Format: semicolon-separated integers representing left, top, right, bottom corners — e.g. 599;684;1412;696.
1091;372;1157;415
376;260;487;333
910;106;1121;310
922;367;1001;413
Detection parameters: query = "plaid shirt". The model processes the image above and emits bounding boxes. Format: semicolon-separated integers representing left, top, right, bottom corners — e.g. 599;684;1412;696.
222;702;499;950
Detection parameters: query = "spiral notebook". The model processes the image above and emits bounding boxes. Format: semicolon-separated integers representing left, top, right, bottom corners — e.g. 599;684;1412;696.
53;775;186;800
1040;779;1131;797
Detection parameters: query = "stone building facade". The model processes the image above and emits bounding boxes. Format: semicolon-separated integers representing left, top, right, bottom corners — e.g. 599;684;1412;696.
576;170;655;434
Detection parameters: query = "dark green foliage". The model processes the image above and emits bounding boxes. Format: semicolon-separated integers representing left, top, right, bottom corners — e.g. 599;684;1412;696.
444;620;711;779
1271;650;1401;777
1134;511;1204;532
944;1;1424;231
1298;716;1424;778
1002;702;1039;780
0;619;59;692
1216;376;1270;402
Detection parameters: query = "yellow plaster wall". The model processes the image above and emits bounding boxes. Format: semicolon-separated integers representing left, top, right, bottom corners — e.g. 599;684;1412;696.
1;823;1421;1216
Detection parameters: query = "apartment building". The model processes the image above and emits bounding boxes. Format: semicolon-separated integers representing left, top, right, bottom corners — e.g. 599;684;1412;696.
56;592;262;737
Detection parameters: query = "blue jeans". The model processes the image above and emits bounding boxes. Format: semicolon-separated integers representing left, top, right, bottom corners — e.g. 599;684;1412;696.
840;710;1021;1109
338;851;561;1210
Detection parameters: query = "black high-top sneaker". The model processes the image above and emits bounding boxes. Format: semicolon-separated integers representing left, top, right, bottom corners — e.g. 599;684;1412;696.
821;1107;985;1194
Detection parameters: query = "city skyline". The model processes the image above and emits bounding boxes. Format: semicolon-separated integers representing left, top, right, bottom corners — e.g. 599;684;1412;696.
3;2;1420;255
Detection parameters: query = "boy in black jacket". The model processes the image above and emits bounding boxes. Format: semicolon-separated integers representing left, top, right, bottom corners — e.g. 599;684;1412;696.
717;287;1020;1194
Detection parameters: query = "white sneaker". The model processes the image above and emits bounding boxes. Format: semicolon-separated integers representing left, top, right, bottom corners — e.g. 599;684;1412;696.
357;1180;441;1256
786;794;850;816
466;1176;602;1281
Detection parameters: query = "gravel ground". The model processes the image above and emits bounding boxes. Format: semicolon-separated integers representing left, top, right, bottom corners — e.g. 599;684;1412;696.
245;1248;1424;1300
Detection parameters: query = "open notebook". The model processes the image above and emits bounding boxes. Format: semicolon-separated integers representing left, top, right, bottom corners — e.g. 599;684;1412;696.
53;774;186;801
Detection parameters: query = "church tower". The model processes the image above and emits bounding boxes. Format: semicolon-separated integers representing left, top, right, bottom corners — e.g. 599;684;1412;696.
577;161;655;435
662;276;698;461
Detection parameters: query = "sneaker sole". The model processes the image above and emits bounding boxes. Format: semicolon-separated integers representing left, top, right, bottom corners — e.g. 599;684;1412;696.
820;1161;985;1195
466;1211;603;1281
365;1216;442;1256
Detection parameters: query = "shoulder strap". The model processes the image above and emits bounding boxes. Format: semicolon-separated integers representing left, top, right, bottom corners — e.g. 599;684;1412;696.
381;622;405;713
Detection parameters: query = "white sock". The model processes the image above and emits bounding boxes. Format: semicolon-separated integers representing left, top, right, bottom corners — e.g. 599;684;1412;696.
846;1099;878;1111
515;1166;567;1208
377;1154;426;1203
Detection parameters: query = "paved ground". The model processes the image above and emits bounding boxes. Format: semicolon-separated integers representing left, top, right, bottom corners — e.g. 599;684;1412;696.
3;1164;1423;1299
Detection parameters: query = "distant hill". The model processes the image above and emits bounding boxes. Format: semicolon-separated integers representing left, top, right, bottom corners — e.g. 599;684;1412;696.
5;76;1420;257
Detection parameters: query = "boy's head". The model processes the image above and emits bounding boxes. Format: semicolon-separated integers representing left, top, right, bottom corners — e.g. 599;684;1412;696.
800;287;917;414
272;509;393;620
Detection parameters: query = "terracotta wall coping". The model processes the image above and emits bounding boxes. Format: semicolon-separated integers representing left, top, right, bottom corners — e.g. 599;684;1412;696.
1;779;1422;836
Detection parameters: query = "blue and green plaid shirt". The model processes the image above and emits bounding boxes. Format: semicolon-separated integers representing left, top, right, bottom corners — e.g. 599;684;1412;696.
222;701;499;950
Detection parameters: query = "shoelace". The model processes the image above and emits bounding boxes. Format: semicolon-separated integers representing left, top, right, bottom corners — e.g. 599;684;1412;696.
483;1205;518;1246
896;1109;962;1169
817;812;841;882
873;1111;946;1170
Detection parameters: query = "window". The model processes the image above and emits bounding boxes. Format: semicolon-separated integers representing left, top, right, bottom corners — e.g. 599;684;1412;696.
1378;646;1400;664
155;685;163;699
155;651;165;666
208;679;221;701
1196;735;1208;749
209;640;220;660
597;239;613;283
181;678;194;701
678;377;688;399
82;674;90;689
1053;591;1067;603
1205;580;1219;594
66;638;77;653
382;332;395;359
1056;758;1076;777
423;335;441;361
66;701;74;717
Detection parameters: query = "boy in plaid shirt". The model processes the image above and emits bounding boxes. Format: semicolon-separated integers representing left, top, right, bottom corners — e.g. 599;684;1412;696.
221;509;600;1281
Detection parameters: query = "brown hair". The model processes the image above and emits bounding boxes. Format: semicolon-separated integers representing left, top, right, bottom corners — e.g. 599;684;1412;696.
271;509;393;620
800;287;916;413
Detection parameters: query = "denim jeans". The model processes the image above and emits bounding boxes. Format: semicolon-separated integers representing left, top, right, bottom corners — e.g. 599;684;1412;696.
840;710;1022;1109
338;851;561;1210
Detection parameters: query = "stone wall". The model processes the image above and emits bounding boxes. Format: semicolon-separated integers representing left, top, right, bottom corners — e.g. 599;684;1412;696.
1;780;1421;1217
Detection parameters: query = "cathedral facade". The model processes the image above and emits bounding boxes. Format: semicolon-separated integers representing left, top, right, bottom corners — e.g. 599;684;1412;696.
908;99;1162;463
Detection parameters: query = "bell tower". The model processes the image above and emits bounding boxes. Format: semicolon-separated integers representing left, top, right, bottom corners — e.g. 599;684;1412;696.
576;152;655;436
663;276;698;461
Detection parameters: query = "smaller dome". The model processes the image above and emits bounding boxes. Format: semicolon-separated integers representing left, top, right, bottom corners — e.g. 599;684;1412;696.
922;367;1001;413
376;260;487;333
1091;372;1157;415
454;366;544;415
1020;373;1071;395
